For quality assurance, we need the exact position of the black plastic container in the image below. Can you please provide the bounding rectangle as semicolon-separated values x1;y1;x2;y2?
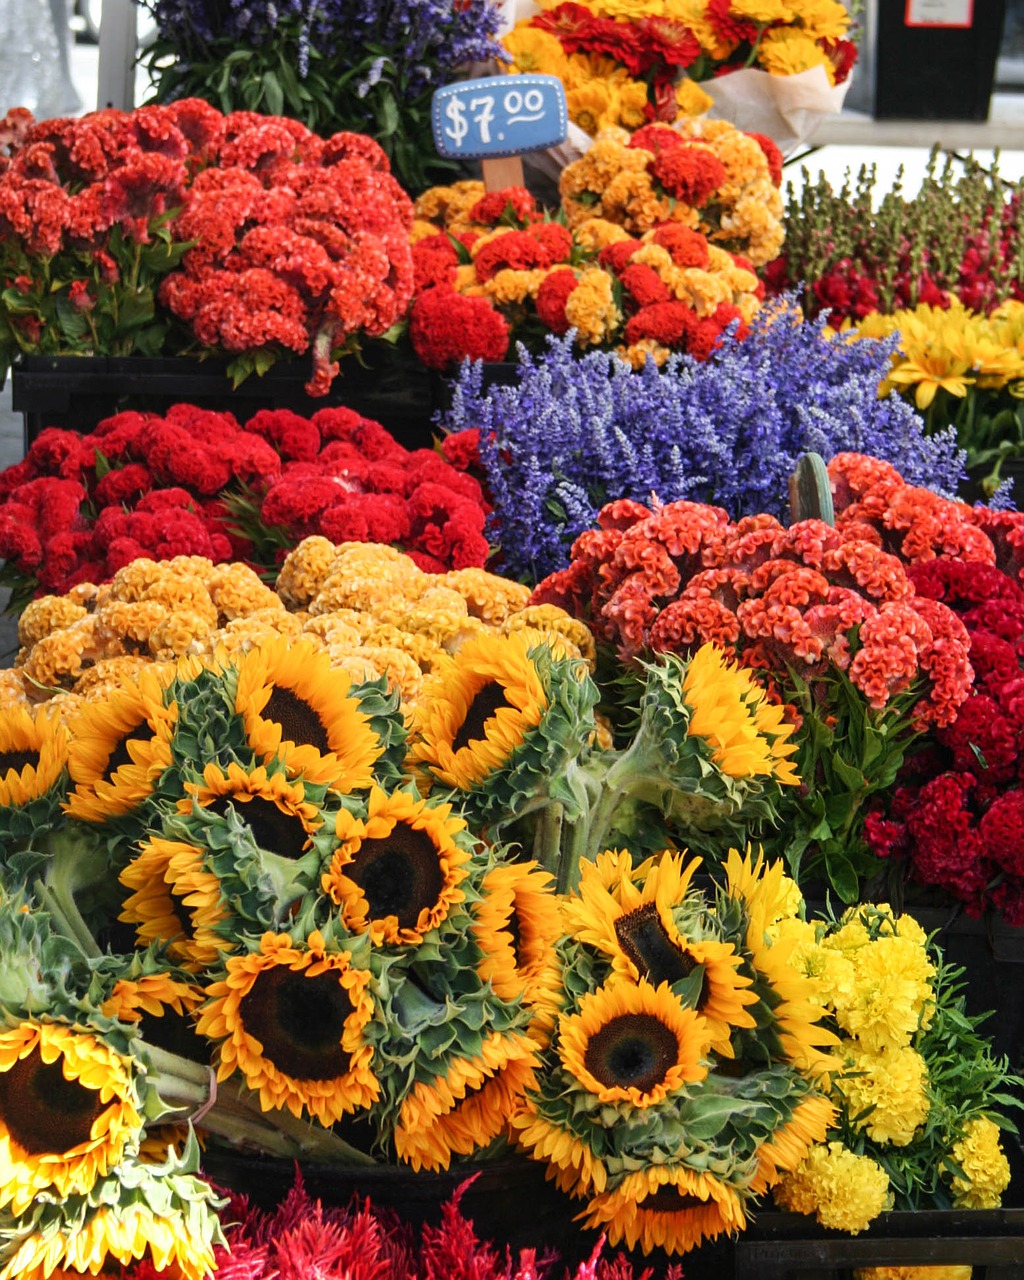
9;348;440;454
874;1;1008;121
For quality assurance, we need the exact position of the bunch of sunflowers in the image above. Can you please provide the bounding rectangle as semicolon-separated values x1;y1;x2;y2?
0;533;1016;1272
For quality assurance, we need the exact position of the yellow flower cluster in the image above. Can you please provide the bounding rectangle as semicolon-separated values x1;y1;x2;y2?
855;1270;971;1280
949;1116;1012;1210
559;121;784;265
774;1140;892;1233
2;542;595;712
502;20;712;138
857;298;1024;411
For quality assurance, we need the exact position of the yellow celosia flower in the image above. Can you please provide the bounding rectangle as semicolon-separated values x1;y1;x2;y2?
564;267;622;346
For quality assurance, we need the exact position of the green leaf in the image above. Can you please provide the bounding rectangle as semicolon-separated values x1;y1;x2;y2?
262;70;284;118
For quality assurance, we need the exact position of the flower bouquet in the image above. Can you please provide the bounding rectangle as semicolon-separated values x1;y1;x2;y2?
0;402;491;609
0;102;414;395
137;0;507;195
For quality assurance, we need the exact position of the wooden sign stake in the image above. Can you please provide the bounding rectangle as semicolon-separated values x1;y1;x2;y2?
482;155;526;192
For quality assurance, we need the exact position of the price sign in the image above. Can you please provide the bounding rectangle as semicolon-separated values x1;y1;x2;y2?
432;75;568;160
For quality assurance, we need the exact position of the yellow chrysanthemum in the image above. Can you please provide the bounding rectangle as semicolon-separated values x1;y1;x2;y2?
0;1201;216;1280
408;631;549;791
565;851;758;1055
0;1021;141;1215
232;635;382;788
394;1030;540;1171
774;1141;891;1233
949;1116;1011;1209
119;838;232;972
683;643;800;784
581;1164;747;1255
0;703;69;808
558;978;711;1105
197;929;378;1125
322;786;470;945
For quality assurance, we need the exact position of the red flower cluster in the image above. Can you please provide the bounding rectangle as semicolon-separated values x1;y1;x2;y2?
865;558;1024;923
0;103;414;393
0;404;489;597
531;487;972;728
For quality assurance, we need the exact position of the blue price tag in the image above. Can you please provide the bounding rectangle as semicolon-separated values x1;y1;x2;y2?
432;75;568;160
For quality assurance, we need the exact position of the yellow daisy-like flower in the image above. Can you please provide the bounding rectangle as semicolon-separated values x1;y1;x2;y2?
0;1201;216;1280
581;1164;747;1255
0;703;69;809
64;664;176;823
558;978;711;1105
758;28;832;80
567;79;618;138
749;1094;837;1194
394;1030;540;1172
232;635;383;789
949;1115;1011;1209
119;838;233;972
725;847;837;1073
472;860;562;1012
796;0;851;41
182;760;323;859
683;643;800;784
565;851;758;1055
407;631;549;791
774;1141;891;1234
503;25;572;79
197;929;378;1125
0;1021;141;1215
322;786;470;945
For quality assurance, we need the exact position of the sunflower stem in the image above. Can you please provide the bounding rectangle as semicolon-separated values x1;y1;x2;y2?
31;872;102;959
533;801;563;875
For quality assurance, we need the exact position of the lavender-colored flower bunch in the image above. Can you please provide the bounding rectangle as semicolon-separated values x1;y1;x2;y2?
441;302;966;584
139;0;504;192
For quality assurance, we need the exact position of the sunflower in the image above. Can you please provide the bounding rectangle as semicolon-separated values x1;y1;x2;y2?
682;644;799;784
394;1029;540;1171
565;851;758;1054
100;972;205;1061
749;1093;837;1194
558;979;711;1106
580;1164;747;1255
512;1095;610;1196
0;1201;217;1280
322;787;471;945
408;632;550;791
232;636;383;789
118;839;232;972
725;847;837;1072
0;1021;141;1215
196;929;379;1126
182;760;323;859
64;665;177;824
0;704;69;813
471;861;562;1010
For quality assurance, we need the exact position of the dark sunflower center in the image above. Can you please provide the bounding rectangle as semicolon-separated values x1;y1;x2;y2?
583;1013;679;1094
0;749;38;775
616;904;706;1006
643;1188;707;1212
104;717;152;781
206;795;309;860
451;680;512;754
263;686;331;755
239;966;353;1082
346;826;445;928
0;1048;105;1154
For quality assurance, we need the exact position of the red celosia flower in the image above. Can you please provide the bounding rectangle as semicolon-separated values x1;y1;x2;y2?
598;239;640;274
412;233;460;293
649;146;726;206
409;289;509;370
619;263;671;308
468;186;539;225
650;224;710;269
627;124;685;157
624;300;697;348
535;269;579;335
745;132;783;186
244;408;321;462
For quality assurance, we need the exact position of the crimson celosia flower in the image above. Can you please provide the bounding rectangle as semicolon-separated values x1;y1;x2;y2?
409;288;509;370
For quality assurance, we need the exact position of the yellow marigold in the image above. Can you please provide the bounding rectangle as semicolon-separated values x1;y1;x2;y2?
833;1042;930;1147
276;536;344;609
618;339;672;369
140;574;218;626
503;25;573;79
758;28;833;80
564;267;621;346
949;1116;1011;1209
559;135;645;204
719;195;786;266
302;614;365;647
359;622;443;670
109;558;172;602
774;1142;891;1233
602;169;674;233
17;597;88;649
0;669;29;709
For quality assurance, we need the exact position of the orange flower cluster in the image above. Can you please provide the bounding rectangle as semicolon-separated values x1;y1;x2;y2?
531;484;973;728
828;453;1024;588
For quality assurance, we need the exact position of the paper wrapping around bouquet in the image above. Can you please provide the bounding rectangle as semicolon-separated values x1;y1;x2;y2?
704;65;852;155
